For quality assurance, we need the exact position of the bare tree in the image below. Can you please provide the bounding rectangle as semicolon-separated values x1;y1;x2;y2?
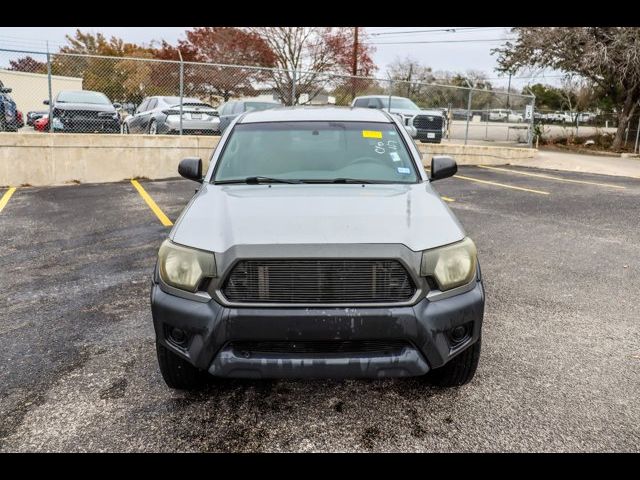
248;27;334;104
494;27;640;149
386;56;435;100
248;27;375;105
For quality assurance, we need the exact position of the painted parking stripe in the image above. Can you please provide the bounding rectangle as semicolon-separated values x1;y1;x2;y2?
455;174;550;195
441;196;455;202
476;165;626;189
0;187;16;213
130;180;173;227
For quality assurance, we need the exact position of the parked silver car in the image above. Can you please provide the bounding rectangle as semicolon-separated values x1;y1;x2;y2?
150;106;485;390
123;96;220;135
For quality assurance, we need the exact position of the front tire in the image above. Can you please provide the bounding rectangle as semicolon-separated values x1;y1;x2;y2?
427;337;481;388
156;343;207;390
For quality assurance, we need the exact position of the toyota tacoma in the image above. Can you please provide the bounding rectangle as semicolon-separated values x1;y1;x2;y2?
151;106;484;389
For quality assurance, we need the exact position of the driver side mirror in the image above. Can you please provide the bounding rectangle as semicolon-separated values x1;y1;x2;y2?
178;157;203;183
430;156;457;181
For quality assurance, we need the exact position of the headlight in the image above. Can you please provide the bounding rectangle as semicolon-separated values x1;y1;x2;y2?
158;239;216;292
420;237;477;291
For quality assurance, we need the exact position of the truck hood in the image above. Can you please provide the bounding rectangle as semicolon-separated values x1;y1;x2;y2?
388;108;443;117
171;183;465;253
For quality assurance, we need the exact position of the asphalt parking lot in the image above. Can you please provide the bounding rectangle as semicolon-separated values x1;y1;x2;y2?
1;165;639;452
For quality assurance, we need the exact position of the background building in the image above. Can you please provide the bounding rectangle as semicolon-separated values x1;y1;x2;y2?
0;69;83;113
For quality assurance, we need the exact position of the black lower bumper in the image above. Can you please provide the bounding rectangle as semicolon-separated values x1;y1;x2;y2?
416;129;442;143
150;281;484;379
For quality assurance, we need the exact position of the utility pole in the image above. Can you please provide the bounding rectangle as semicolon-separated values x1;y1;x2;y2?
351;26;359;101
506;71;512;109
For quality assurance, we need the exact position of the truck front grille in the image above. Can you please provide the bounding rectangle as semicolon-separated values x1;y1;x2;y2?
222;259;416;304
413;114;443;130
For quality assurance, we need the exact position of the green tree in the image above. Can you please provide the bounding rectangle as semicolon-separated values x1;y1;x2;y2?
524;84;565;111
494;27;640;149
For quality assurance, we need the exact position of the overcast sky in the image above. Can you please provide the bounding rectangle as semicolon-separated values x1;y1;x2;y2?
0;27;563;89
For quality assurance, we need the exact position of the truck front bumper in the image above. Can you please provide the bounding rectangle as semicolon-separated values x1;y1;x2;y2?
150;278;485;379
414;129;443;143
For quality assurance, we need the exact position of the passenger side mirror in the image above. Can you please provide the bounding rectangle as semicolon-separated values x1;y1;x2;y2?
43;99;49;105
178;157;203;183
430;156;457;181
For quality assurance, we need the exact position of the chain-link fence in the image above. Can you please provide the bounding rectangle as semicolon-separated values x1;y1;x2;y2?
530;108;640;152
0;47;536;147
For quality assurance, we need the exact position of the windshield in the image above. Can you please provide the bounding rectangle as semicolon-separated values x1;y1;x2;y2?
385;98;420;110
244;102;280;112
57;91;111;105
213;121;419;184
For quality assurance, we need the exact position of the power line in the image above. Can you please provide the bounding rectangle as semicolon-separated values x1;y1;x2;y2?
367;38;516;45
369;27;507;37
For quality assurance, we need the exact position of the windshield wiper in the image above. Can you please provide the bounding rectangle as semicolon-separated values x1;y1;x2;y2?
331;178;374;184
215;176;303;185
294;178;376;184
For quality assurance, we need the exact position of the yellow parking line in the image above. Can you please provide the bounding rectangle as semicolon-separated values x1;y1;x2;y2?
455;175;550;195
0;187;16;213
477;165;626;189
130;179;173;227
441;196;455;202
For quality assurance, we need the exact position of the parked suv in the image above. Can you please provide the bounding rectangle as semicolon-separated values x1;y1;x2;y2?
351;95;444;143
0;82;19;132
151;106;484;390
45;90;121;133
123;96;220;135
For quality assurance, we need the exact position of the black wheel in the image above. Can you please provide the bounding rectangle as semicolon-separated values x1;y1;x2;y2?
0;113;6;132
427;337;481;388
148;119;158;135
156;343;207;390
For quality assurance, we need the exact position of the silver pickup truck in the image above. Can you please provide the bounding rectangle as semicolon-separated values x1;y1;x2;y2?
352;95;444;143
150;106;484;390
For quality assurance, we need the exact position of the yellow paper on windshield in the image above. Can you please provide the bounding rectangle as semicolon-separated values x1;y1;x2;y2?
362;130;382;139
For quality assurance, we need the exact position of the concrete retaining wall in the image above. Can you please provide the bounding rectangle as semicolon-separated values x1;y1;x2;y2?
0;133;218;187
0;133;536;187
417;143;536;165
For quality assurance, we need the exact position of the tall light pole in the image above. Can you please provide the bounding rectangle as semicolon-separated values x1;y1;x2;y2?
506;71;512;109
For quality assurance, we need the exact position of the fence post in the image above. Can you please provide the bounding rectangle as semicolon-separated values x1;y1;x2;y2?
46;42;53;133
178;49;184;136
464;88;473;145
528;97;536;148
634;115;640;153
291;69;296;106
